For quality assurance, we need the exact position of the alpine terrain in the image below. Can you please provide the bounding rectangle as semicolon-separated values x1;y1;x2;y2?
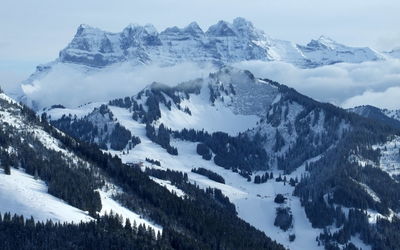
2;18;400;250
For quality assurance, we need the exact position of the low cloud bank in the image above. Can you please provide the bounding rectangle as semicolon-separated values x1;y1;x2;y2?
21;62;216;108
234;59;400;109
20;58;400;110
342;87;400;110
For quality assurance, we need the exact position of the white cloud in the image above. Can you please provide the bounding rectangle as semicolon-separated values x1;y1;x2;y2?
21;62;216;109
234;59;400;109
342;87;400;110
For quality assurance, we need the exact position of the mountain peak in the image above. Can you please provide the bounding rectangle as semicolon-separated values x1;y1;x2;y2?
123;23;158;34
206;20;236;36
78;24;94;30
232;17;253;28
184;21;204;36
317;35;338;45
124;23;141;30
305;35;340;50
143;24;158;34
75;24;103;36
232;17;263;39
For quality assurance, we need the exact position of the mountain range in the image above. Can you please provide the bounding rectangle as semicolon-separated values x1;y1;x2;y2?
57;17;383;69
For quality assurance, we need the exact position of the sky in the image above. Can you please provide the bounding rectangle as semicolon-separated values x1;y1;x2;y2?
1;0;400;108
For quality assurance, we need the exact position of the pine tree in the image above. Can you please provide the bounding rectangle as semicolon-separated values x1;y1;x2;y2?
125;218;132;231
34;168;39;180
4;164;11;175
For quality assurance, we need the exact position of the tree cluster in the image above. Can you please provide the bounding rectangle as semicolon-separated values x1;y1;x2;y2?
191;167;225;184
174;128;269;171
146;123;178;155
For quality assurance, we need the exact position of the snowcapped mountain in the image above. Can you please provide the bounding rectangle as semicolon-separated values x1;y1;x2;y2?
57;18;382;69
58;18;267;68
41;67;400;250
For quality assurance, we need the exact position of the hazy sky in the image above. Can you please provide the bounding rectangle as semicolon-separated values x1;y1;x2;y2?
1;0;400;105
2;1;400;60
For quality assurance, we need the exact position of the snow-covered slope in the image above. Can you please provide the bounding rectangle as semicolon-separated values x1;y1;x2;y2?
382;108;400;122
0;167;92;223
0;93;90;222
372;136;400;178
